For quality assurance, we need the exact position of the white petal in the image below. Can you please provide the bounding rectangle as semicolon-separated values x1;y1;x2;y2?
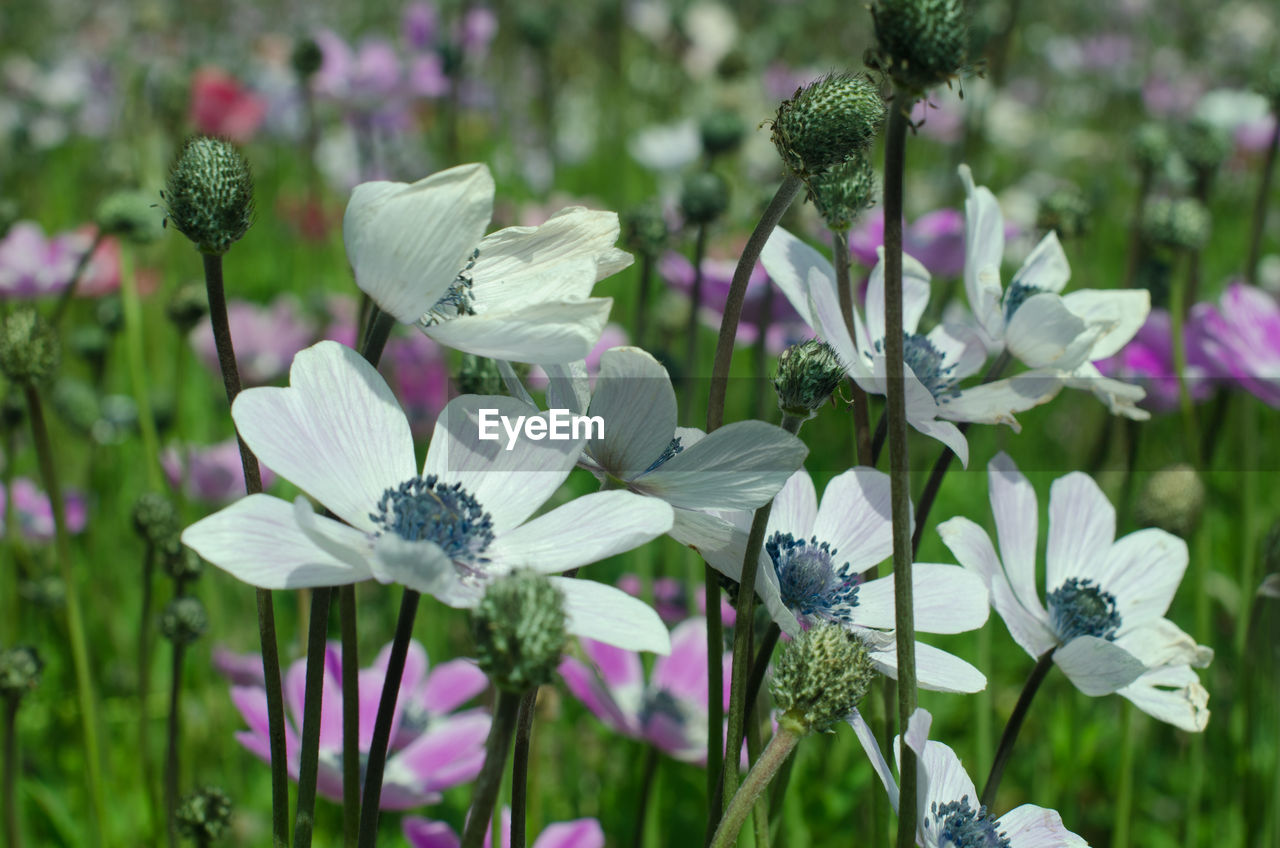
914;740;978;828
485;491;672;573
1061;288;1151;360
926;322;988;381
1052;635;1146;696
182;494;372;589
1099;528;1188;628
938;372;1062;428
863;630;987;693
1045;472;1115;590
1004;293;1091;369
1009;231;1071;294
910;416;971;469
851;565;989;633
997;805;1090;847
587;347;677;479
812;468;894;574
231;340;416;531
1114;618;1212;669
370;534;472;604
1117;664;1210;732
1061;364;1150;420
760;225;830;328
422;296;612;365
636;420;808;510
766;470;818;540
344;164;494;324
422;395;582;534
988;453;1049;626
543;360;590;416
850;710;899;813
865;248;932;343
959;164;1007;341
550;577;672;653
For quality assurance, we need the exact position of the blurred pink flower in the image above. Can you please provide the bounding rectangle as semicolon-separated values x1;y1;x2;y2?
161;439;278;503
527;323;629;390
0;222;119;299
189;297;316;386
849;208;968;278
189;67;267;143
1196;282;1280;407
405;808;603;848
1;478;88;540
383;331;451;436
1097;308;1217;412
615;574;736;628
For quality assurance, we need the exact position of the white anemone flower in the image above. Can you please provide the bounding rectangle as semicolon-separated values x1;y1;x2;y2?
853;708;1090;848
344;162;633;364
937;452;1212;729
959;164;1151;419
761;228;1061;466
697;469;990;694
181;341;674;653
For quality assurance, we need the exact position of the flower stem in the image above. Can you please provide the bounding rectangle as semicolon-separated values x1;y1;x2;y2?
1112;702;1137;848
705;173;803;434
165;632;189;848
120;246;165;490
25;385;105;846
1122;167;1152;290
49;230;104;326
359;306;395;365
751;278;775;421
339;585;360;848
830;228;874;465
882;91;919;848
357;588;422;847
981;649;1055;808
704;563;724;815
630;746;660;848
745;623;781;721
510;689;538;848
745;699;771;848
293;586;334;848
460;690;523;848
684;223;710;419
1246;100;1280;284
634;252;653;349
199;252;289;848
709;724;801;848
4;696;20;848
139;542;160;839
1168;252;1200;463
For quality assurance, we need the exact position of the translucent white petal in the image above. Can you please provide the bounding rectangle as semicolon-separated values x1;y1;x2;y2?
1117;664;1210;732
851;565;989;634
766;470;818;541
997;805;1090;848
1099;528;1188;628
1053;635;1146;696
1009;231;1071;294
1045;472;1116;590
959;164;1007;340
864;248;932;343
850;709;899;813
938;372;1062;428
926;322;988;381
812;468;894;574
863;630;987;694
1004;293;1091;369
1061;288;1151;360
988;453;1048;624
421;297;612;365
587;347;677;479
370;534;473;605
551;577;672;653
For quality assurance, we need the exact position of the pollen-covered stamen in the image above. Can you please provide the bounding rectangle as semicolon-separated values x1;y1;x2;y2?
767;532;862;625
1047;577;1122;642
927;796;1011;848
1002;280;1045;322
370;475;495;566
871;332;959;401
423;248;480;325
641;437;685;475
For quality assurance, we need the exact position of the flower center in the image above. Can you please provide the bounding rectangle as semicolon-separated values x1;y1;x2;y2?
642;437;685;474
423;248;479;325
370;475;495;565
873;332;959;401
767;532;861;625
1002;280;1044;322
928;797;1011;848
1047;577;1121;642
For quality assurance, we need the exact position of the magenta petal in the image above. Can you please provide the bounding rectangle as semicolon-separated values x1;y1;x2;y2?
395;711;492;793
557;657;638;735
421;658;489;715
404;818;462;848
580;638;643;692
649;618;709;705
534;820;606;848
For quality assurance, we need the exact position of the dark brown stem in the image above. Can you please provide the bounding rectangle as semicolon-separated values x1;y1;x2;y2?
981;650;1055;808
510;690;538;848
1246;104;1280;284
340;585;360;848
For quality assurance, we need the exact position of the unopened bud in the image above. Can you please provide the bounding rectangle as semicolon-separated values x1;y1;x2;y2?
809;154;877;232
176;785;233;843
0;308;60;385
869;0;969;95
0;646;43;700
622;203;669;257
134;492;181;546
162;137;254;256
291;38;324;78
771;73;885;180
160;597;209;645
1176;119;1231;180
680;172;730;226
1134;464;1204;538
1142;197;1210;253
472;571;567;692
774;340;846;419
700;109;746;158
96;190;164;245
162;538;205;584
456;354;506;396
167;281;209;334
1036;185;1091;240
771;622;875;734
1133;123;1172;173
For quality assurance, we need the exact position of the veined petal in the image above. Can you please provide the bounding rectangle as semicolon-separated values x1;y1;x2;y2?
865;248;932;344
812;468;894;574
851;565;990;633
988;453;1049;626
344;164;494;324
543;360;590;416
1117;664;1210;732
1046;472;1116;590
766;470;819;541
421;296;612;365
1010;231;1071;294
232;340;416;532
938;372;1062;429
959;164;1007;341
912;416;970;468
182;494;372;589
861;630;987;693
1061;288;1151;360
370;534;471;604
1115;618;1212;669
550;577;671;654
1061;363;1150;420
1053;635;1146;696
1004;293;1091;369
760;225;830;328
997;805;1090;848
1100;528;1188;628
926;322;988;381
850;709;899;813
587;347;677;479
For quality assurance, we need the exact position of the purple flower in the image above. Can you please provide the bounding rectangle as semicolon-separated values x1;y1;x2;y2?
211;646;266;688
459;7;498;56
383;331;451;436
404;807;604;848
1196;282;1280;407
161;439;278;503
1097;309;1217;412
1;478;88;540
402;2;439;51
189;297;317;386
848;208;969;279
226;639;490;809
0;222;120;299
559;617;729;764
615;574;736;628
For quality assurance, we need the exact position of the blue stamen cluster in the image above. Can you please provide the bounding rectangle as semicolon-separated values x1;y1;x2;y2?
1002;280;1044;322
370;475;494;564
1047;577;1121;642
767;532;861;624
928;797;1011;848
642;437;685;475
902;332;960;401
423;248;480;325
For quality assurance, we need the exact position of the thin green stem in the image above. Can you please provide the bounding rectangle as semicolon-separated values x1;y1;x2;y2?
1122;168;1152;290
359;306;395;365
4;697;19;848
165;636;188;848
460;690;523;848
634;252;653;348
704;564;724;816
981;650;1055;808
357;588;422;847
883;92;918;848
120;247;165;490
1235;400;1259;656
684;223;710;419
340;585;360;848
746;712;770;848
1168;252;1200;463
709;724;802;848
705;173;803;433
1246;101;1280;284
139;542;160;839
630;746;660;848
293;586;335;848
50;231;104;326
830;228;873;466
510;690;538;848
744;624;781;722
25;385;105;846
1113;702;1137;848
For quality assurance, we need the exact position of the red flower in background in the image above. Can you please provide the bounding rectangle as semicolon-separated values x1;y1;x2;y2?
189;67;266;143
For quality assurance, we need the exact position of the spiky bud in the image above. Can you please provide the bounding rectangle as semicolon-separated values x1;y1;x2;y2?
622;203;669;257
96;190;164;246
0;307;60;386
456;354;506;396
162;538;205;584
0;646;43;700
166;281;209;334
1036;185;1091;240
771;623;875;734
133;492;181;546
771;74;885;180
291;38;324;78
176;785;233;843
870;0;969;95
1133;123;1172;173
472;571;568;692
162;137;254;256
160;597;208;645
700;109;746;158
774;340;846;419
1134;464;1204;539
1142;197;1210;253
809;154;878;232
1176;119;1232;180
680;171;730;225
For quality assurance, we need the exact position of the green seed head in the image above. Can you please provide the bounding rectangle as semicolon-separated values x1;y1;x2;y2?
622;203;669;257
162;538;205;584
1036;185;1091;240
700;109;747;158
166;281;210;334
1142;196;1210;253
472;570;568;692
771;73;885;180
771;623;875;734
96;190;165;246
680;171;730;226
1176;119;1232;178
160;597;209;646
291;37;324;78
456;354;506;396
162;137;254;255
176;786;233;843
133;492;181;546
1133;122;1172;173
0;307;61;386
1134;463;1205;539
773;340;847;419
870;0;969;95
809;154;878;232
0;646;43;700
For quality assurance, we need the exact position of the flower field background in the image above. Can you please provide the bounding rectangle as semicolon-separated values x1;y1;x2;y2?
0;1;1278;847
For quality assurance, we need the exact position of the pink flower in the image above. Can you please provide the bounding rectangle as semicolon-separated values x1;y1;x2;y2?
383;331;451;436
189;67;267;143
0;222;119;299
1;478;88;540
189;297;317;386
404;808;603;848
615;574;736;628
161;439;278;503
848;208;970;279
225;640;490;809
1097;309;1217;412
1195;282;1280;407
